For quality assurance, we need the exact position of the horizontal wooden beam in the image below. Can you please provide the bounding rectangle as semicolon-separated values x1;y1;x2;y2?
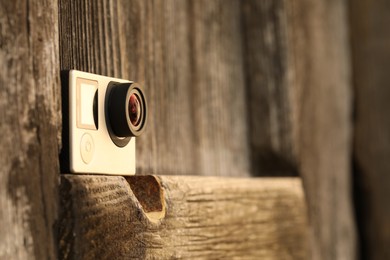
59;175;308;259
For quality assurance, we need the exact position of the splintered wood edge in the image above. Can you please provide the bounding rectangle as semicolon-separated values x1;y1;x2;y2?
59;175;308;259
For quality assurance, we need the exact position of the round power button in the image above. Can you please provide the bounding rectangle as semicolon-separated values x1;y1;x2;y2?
80;133;94;164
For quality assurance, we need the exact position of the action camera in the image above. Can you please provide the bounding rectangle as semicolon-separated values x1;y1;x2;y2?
60;70;147;175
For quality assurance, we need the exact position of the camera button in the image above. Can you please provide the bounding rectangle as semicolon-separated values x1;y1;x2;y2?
80;133;94;164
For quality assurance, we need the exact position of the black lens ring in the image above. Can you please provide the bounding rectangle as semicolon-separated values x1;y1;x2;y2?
125;83;147;137
105;82;147;147
105;82;131;147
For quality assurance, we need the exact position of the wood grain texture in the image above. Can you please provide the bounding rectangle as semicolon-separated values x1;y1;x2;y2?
349;0;390;259
287;0;356;259
241;0;297;176
59;175;308;259
59;0;250;177
0;0;60;259
58;1;357;258
241;1;357;258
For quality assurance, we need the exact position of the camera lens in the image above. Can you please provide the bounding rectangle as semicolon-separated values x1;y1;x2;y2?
129;93;141;126
105;82;147;146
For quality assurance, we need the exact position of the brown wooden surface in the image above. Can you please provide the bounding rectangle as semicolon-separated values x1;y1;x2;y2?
59;0;250;177
0;0;60;259
242;0;357;258
59;175;308;259
0;0;372;259
288;1;357;258
350;0;390;259
241;0;297;177
59;0;357;259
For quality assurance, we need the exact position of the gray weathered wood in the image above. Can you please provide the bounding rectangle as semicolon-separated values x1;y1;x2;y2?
349;0;390;259
241;0;356;258
287;1;356;259
59;175;308;259
0;0;60;259
59;0;250;177
241;0;297;176
58;1;357;258
0;0;364;259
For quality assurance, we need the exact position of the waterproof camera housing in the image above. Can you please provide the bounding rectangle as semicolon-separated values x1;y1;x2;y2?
61;70;147;175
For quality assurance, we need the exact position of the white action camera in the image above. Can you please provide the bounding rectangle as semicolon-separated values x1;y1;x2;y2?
60;70;147;175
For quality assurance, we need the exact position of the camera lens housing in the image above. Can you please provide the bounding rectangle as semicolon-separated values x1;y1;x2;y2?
106;82;147;147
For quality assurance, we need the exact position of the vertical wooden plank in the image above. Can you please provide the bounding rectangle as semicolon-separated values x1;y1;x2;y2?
59;0;250;176
350;0;390;259
241;0;297;176
241;1;356;257
59;0;123;77
190;0;249;176
288;0;356;259
0;0;60;259
131;0;198;175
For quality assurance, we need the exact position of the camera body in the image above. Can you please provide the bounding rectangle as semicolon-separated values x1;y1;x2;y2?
61;70;147;175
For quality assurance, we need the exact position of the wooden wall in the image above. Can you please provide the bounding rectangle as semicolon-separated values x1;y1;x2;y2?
243;1;357;255
1;0;389;259
57;1;354;258
59;0;251;177
0;0;60;259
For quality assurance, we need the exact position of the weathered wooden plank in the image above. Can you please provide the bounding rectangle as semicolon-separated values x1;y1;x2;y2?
59;0;250;177
241;0;297;176
241;0;357;258
0;0;60;259
349;0;390;259
59;175;308;259
58;1;357;258
287;1;356;259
